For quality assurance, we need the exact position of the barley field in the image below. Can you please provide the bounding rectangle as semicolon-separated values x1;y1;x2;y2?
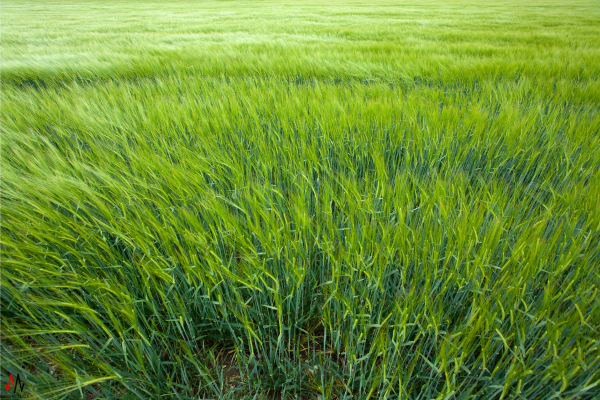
1;1;600;399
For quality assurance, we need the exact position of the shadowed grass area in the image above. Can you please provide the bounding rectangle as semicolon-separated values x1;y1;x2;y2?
1;1;600;399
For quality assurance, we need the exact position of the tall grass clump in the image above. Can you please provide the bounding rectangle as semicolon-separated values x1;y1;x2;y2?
2;0;600;399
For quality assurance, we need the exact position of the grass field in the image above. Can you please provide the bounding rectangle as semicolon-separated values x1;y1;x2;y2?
2;1;600;399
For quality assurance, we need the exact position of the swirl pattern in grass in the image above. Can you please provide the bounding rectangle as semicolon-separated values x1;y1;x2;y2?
1;1;599;399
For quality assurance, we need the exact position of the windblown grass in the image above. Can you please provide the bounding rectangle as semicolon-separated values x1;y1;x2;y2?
2;1;600;399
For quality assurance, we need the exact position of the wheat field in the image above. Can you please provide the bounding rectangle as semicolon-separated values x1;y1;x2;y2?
1;1;600;399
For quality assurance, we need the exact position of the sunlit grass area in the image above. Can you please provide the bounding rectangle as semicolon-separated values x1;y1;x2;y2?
2;1;600;399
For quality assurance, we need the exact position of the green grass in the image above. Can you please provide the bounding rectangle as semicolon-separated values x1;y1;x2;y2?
1;1;600;399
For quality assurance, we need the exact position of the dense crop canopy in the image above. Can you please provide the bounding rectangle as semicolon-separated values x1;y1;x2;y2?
1;1;600;399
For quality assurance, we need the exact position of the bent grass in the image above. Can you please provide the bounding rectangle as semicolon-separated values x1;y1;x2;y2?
1;1;600;399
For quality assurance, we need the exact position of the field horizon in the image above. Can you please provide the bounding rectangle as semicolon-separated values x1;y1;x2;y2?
2;1;600;399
